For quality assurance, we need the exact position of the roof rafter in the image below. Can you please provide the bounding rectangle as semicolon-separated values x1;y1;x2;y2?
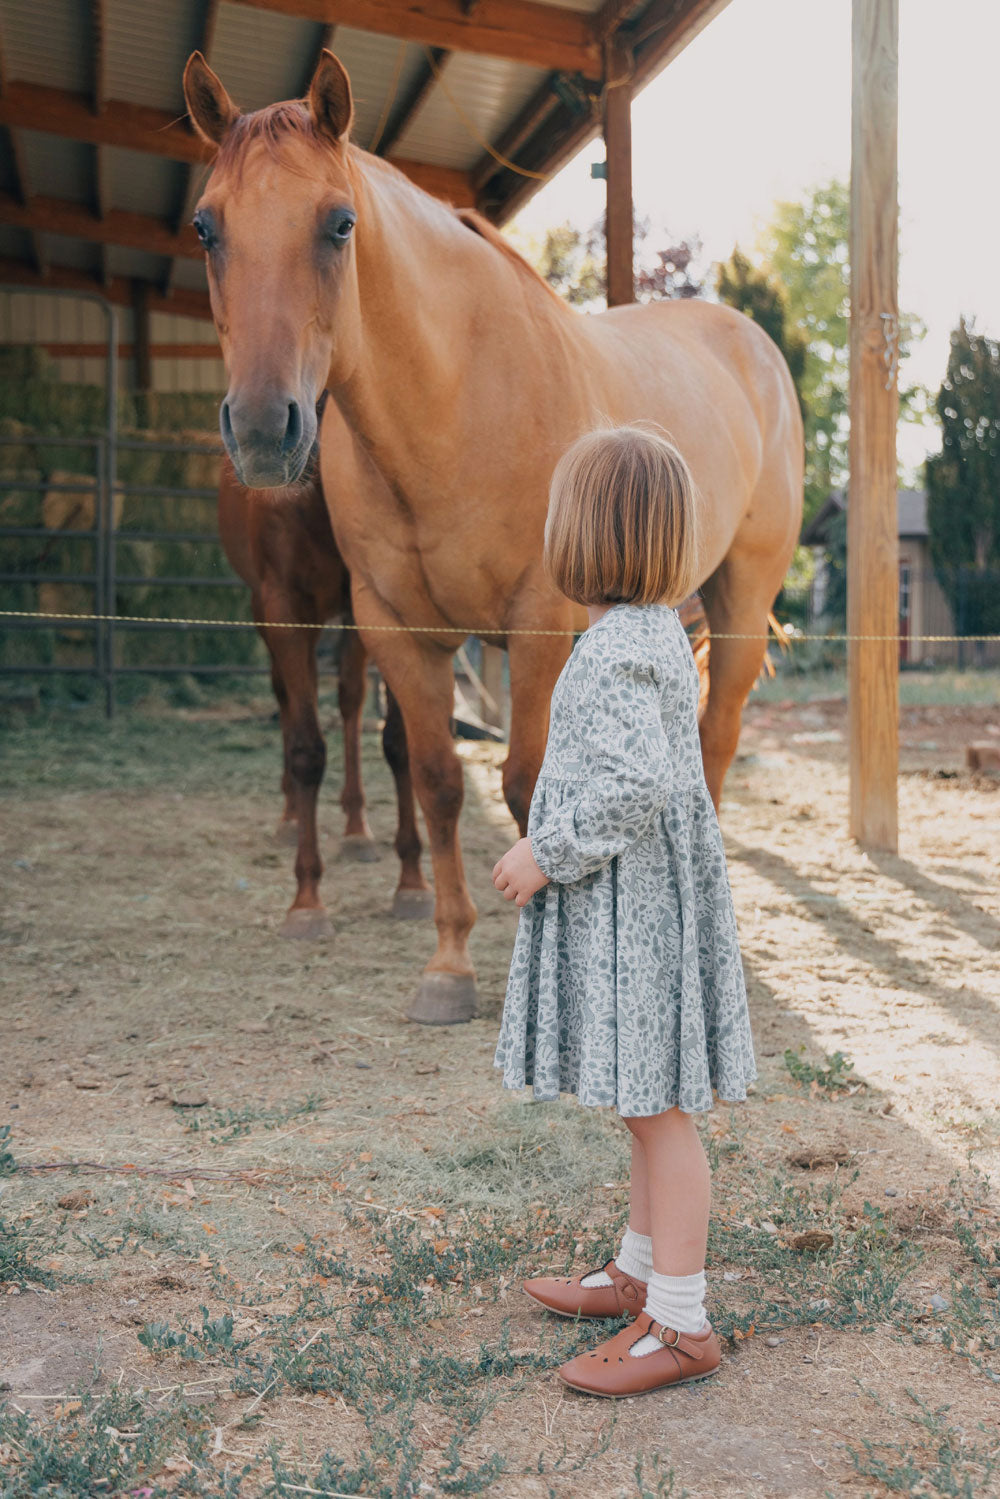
0;27;45;275
230;0;599;76
0;257;213;320
374;46;450;159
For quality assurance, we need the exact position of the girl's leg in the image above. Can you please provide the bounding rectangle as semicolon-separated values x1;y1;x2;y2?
623;1108;710;1340
623;1108;709;1273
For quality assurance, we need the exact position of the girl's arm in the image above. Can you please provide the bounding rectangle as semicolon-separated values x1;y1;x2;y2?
529;655;672;885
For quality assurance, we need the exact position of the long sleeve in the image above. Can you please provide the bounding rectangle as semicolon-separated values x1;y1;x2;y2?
529;655;672;885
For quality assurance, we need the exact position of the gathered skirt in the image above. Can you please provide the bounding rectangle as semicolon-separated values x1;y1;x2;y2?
494;780;757;1117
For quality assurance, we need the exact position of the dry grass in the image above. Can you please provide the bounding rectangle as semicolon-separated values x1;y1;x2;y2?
1;686;998;1497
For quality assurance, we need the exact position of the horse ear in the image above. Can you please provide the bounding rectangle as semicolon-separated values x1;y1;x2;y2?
183;52;240;146
308;51;353;143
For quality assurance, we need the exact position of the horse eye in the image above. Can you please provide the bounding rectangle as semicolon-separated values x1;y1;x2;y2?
325;210;356;247
193;212;216;250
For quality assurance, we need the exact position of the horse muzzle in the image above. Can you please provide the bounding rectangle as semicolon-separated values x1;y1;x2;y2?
220;392;317;489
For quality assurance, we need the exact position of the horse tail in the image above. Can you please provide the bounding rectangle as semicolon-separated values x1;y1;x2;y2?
680;596;790;711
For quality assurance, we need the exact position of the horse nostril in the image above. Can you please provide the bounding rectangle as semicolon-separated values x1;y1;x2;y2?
282;400;303;455
220;399;235;447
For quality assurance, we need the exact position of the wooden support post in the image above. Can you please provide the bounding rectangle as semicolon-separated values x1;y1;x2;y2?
131;278;152;395
848;0;899;851
602;40;633;308
480;644;507;734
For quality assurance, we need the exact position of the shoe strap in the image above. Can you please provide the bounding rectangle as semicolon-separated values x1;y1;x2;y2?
634;1312;709;1360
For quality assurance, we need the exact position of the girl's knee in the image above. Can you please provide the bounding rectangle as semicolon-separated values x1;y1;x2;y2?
622;1106;689;1141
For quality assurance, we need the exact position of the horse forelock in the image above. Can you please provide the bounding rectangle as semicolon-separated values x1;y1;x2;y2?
215;101;340;182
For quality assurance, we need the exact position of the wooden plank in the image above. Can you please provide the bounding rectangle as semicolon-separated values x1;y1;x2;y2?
602;40;633;307
0;192;202;259
231;0;599;75
0;257;213;320
375;47;450;157
131;278;152;390
0;83;210;164
847;0;898;851
389;156;474;203
29;340;222;359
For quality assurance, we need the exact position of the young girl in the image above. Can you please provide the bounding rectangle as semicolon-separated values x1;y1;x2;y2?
492;424;755;1398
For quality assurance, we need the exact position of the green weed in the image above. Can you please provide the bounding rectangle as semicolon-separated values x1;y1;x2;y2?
782;1046;858;1094
846;1387;999;1498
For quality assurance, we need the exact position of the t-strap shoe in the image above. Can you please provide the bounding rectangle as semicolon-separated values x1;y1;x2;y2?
522;1260;647;1320
557;1312;721;1396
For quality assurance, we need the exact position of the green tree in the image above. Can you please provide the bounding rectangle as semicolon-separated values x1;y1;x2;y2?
716;246;807;405
525;218;702;308
925;319;1000;639
757;180;852;520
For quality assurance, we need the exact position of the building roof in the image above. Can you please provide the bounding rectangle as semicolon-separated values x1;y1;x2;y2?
0;0;729;324
802;488;929;546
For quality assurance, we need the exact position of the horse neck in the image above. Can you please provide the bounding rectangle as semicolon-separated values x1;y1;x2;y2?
331;156;582;483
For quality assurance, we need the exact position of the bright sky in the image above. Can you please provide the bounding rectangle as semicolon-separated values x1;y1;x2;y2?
512;0;1000;470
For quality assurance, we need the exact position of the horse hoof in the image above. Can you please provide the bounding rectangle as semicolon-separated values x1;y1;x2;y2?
392;887;434;921
340;834;380;863
273;820;299;848
279;907;333;941
406;972;477;1025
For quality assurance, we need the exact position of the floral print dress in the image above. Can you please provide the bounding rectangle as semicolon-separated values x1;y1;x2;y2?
494;602;756;1117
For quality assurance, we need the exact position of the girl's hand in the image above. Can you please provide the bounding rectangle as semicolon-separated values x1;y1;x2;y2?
492;837;550;907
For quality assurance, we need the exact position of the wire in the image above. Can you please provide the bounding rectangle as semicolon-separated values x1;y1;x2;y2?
367;41;409;155
422;47;552;181
1;609;998;644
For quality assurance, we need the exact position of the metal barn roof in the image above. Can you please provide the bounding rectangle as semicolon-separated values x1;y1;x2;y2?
0;0;728;326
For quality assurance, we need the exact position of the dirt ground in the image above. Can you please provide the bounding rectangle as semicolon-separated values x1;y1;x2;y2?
1;678;998;1498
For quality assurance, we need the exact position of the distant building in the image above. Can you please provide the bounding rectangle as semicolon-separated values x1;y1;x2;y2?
802;489;965;666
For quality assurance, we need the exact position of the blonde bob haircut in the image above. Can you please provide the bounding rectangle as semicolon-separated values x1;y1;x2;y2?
544;423;699;608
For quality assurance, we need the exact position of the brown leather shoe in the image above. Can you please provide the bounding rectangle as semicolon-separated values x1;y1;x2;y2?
557;1313;721;1397
522;1260;646;1321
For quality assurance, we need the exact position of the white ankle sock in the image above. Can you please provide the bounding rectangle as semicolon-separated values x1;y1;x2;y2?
631;1270;707;1357
580;1226;653;1288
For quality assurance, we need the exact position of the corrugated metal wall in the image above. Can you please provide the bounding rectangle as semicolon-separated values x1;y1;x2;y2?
0;289;226;393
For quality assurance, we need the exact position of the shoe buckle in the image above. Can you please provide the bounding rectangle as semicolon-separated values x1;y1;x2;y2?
656;1324;682;1347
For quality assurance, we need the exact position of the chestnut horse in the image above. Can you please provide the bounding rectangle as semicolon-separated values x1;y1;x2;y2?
183;50;803;1024
217;454;430;936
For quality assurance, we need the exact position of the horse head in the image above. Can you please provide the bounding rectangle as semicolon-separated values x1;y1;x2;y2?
184;51;362;488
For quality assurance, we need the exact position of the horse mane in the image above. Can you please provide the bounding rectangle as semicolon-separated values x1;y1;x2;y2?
212;108;567;312
451;208;567;308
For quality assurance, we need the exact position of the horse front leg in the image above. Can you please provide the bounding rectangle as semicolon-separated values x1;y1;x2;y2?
502;629;572;833
336;627;378;862
256;597;332;940
382;686;433;920
359;610;476;1023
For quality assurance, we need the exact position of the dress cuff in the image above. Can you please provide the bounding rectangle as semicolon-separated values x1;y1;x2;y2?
528;830;561;883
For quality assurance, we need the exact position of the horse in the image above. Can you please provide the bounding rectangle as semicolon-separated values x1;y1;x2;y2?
182;49;804;1024
217;452;431;937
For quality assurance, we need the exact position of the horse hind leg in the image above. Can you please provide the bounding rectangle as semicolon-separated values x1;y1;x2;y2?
382;687;433;920
336;627;379;862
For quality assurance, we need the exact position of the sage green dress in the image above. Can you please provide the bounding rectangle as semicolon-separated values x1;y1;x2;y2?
494;602;756;1116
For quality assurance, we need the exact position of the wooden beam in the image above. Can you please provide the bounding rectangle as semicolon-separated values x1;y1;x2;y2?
386;157;474;203
0;86;474;208
627;0;732;88
602;40;633;306
0;257;213;320
375;47;450;158
0;82;209;164
131;278;152;390
0;192;202;259
230;0;600;76
29;340;223;359
847;0;899;851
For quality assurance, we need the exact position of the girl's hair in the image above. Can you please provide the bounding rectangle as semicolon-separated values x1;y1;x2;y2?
545;423;699;607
